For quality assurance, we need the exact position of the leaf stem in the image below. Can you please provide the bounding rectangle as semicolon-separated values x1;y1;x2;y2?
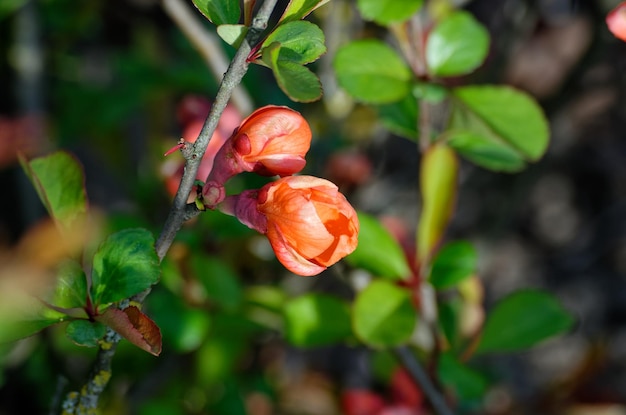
393;346;456;415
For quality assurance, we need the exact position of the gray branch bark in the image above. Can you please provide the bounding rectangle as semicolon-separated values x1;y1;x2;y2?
60;1;278;412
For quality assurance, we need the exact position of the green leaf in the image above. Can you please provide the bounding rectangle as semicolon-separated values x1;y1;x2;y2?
413;82;448;103
262;21;326;64
90;228;160;307
246;285;287;313
147;288;210;353
66;320;106;348
244;285;286;330
334;39;411;104
345;212;411;280
0;287;66;343
452;85;549;161
0;316;65;344
430;241;477;290
217;24;248;48
438;352;489;401
438;299;461;349
352;280;416;348
357;0;423;25
20;151;87;231
477;290;575;354
192;0;240;25
263;42;322;102
279;0;331;24
447;131;526;172
426;11;490;77
0;0;27;20
283;294;352;347
191;255;242;312
417;144;458;263
53;260;88;309
377;93;419;140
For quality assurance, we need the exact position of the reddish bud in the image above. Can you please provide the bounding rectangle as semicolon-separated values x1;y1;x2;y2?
341;390;386;415
235;105;311;176
390;369;423;408
176;95;211;126
206;106;312;188
163;102;242;199
607;2;626;41
325;151;372;190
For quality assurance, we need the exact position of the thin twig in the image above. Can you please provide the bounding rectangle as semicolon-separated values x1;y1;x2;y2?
60;1;278;413
393;346;456;415
154;0;276;261
161;0;253;116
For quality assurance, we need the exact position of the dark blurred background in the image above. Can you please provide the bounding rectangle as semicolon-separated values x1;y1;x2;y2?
1;0;626;414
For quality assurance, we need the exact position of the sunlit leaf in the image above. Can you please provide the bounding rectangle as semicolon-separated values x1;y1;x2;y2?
262;21;326;64
279;0;331;24
447;131;526;172
334;39;411;104
477;290;575;354
356;0;423;25
20;151;87;231
426;11;489;77
430;241;477;289
284;294;351;347
346;212;411;280
353;280;416;348
452;85;549;161
90;228;160;307
417;144;458;263
217;24;248;48
263;42;322;102
53;260;88;309
192;0;240;25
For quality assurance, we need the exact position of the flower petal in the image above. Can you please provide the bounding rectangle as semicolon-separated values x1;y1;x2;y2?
266;222;327;276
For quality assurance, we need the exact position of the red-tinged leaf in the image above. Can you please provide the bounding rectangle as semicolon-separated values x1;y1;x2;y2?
97;306;162;356
341;389;385;415
417;144;458;263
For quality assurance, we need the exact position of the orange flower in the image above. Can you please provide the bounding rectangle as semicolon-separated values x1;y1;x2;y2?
256;176;359;276
233;105;311;176
203;105;312;207
607;2;626;42
208;105;311;182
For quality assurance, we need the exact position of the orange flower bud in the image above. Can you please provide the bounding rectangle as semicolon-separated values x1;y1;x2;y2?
233;105;312;176
607;2;626;42
207;105;312;187
256;176;359;276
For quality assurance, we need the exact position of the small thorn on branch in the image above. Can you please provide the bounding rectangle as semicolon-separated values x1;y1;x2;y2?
164;139;186;156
